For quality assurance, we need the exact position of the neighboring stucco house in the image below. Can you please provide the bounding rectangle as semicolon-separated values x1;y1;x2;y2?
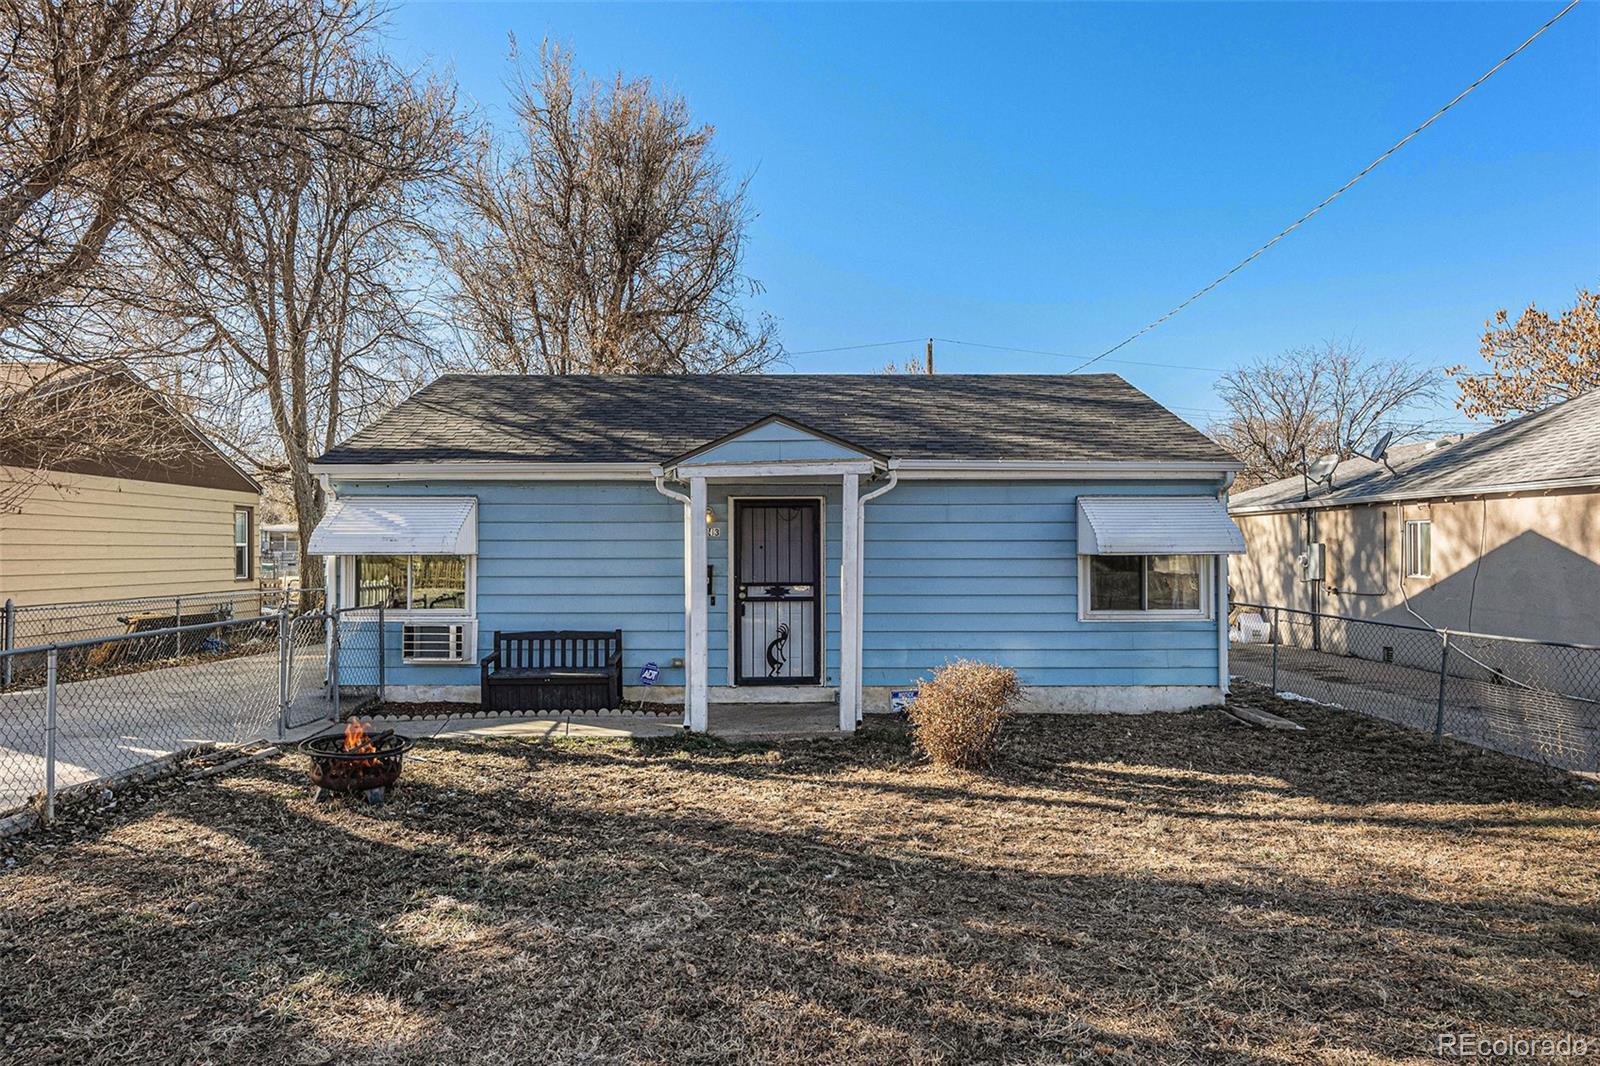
0;365;263;609
1229;388;1600;645
308;374;1246;731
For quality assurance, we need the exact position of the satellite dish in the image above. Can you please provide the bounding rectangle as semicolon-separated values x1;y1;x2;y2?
1307;454;1339;482
1365;430;1394;463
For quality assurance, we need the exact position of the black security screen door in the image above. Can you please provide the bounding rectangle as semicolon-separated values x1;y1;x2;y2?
734;500;821;685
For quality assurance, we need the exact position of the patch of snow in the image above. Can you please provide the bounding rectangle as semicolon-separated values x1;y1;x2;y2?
1276;690;1346;710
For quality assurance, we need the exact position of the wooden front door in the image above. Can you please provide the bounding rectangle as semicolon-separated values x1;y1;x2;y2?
734;500;821;685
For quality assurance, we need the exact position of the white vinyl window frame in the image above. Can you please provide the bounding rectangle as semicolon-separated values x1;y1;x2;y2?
340;554;477;622
233;507;253;581
1404;519;1432;579
1077;553;1215;622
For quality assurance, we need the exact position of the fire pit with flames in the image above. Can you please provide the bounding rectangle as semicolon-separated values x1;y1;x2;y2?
299;718;413;805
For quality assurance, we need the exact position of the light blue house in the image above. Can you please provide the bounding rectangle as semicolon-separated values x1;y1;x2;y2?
308;374;1246;731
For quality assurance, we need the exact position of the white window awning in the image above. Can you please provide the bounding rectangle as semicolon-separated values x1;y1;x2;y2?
1077;495;1245;555
307;496;477;556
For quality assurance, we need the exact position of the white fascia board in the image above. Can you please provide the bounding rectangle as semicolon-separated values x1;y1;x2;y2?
313;457;1243;483
310;461;657;481
891;459;1241;480
666;459;878;480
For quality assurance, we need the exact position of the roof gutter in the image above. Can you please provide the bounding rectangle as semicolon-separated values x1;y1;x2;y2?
311;461;658;481
878;459;1242;480
313;457;1242;483
1230;473;1600;515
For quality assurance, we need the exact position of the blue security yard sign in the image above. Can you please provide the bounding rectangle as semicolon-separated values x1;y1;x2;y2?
890;690;918;715
639;661;661;686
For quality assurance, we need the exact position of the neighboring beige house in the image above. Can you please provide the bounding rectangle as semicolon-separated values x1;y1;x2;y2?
0;365;263;609
1228;388;1600;646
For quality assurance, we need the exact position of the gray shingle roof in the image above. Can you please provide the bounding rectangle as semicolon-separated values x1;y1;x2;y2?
316;374;1237;467
1229;388;1600;513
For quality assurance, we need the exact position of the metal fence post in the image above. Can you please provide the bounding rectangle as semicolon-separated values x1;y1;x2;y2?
44;647;57;822
376;604;386;703
174;595;183;660
331;610;341;721
278;606;292;739
1270;606;1280;693
1433;631;1451;744
3;598;13;688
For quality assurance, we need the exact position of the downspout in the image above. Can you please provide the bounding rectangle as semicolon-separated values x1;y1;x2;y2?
652;472;693;722
853;465;900;720
652;473;690;507
1217;472;1235;698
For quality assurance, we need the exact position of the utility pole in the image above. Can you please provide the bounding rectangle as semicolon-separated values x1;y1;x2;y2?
925;338;934;375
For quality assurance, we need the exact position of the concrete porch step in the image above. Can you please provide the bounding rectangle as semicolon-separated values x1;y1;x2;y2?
707;686;839;705
706;702;842;738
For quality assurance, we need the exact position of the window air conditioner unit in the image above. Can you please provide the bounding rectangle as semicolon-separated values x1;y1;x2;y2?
402;621;471;663
1297;543;1325;583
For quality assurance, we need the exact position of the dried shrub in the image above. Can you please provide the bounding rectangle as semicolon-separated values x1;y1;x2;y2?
905;660;1024;771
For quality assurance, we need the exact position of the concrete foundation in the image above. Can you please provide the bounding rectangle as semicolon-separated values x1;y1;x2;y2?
382;683;1221;715
380;684;687;705
863;684;1223;715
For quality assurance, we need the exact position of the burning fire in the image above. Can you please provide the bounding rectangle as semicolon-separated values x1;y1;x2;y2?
343;717;377;754
336;718;386;772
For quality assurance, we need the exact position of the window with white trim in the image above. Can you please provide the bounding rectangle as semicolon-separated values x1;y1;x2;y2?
1404;520;1432;579
353;555;470;612
1081;554;1210;618
233;507;252;580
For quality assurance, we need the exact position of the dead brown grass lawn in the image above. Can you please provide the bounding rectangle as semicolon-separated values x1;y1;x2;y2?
2;693;1597;1065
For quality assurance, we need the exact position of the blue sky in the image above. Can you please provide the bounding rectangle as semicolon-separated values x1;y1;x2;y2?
384;2;1599;430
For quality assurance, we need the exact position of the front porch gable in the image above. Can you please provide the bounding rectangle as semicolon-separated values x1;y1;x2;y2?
655;415;890;735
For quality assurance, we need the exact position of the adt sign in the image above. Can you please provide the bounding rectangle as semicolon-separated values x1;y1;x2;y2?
638;661;661;686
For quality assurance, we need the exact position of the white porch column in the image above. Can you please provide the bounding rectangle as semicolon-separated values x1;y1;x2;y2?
855;500;867;724
1217;552;1230;697
686;476;710;731
839;472;860;732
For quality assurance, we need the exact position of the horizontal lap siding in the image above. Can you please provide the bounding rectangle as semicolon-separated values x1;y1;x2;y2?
0;465;259;605
861;480;1221;689
334;476;1224;693
684;422;868;466
334;481;684;689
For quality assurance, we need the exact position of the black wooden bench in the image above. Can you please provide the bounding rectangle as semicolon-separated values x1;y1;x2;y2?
480;630;623;712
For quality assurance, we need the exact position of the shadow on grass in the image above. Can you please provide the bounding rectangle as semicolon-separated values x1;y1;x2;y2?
5;710;1597;1065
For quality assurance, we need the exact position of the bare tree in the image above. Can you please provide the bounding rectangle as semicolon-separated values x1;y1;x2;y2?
129;8;458;584
0;0;358;345
0;363;194;513
1212;340;1442;487
1449;287;1600;422
441;42;780;375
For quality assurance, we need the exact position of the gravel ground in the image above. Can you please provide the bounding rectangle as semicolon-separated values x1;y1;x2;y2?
2;692;1596;1065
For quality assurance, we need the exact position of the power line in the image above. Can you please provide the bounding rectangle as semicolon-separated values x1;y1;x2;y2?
784;337;923;356
1067;0;1583;374
931;337;1224;372
788;332;1225;371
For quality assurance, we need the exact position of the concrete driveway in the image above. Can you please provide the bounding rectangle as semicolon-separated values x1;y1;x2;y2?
0;642;334;814
1230;641;1599;772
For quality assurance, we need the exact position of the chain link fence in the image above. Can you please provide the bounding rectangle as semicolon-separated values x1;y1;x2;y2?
0;604;385;825
329;606;385;721
1230;602;1600;773
1;587;326;689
